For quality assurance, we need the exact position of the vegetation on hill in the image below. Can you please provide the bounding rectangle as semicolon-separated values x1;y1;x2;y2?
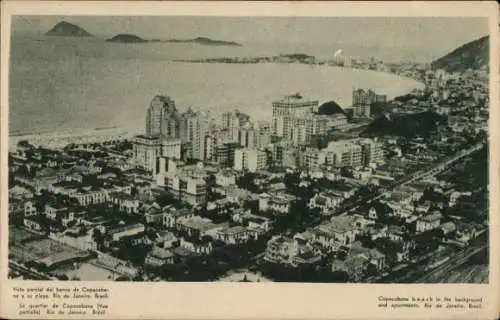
317;101;345;115
362;111;447;138
431;36;489;72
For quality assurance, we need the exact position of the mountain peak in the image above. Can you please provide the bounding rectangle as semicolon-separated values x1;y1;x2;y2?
46;21;93;37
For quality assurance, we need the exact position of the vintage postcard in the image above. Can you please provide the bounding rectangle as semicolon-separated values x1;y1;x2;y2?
1;1;499;319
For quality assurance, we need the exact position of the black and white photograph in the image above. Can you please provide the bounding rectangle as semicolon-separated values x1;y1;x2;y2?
6;14;491;285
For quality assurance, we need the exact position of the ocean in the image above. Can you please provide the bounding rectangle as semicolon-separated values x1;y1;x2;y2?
9;36;424;137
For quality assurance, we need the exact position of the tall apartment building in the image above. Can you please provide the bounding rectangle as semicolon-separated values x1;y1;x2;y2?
353;104;371;118
360;138;384;166
180;109;211;161
272;93;319;138
239;122;257;149
145;95;182;139
161;138;182;160
132;135;163;172
352;89;387;106
221;110;249;142
325;140;363;167
165;174;207;207
216;142;239;168
238;120;272;150
234;148;267;172
291;114;330;145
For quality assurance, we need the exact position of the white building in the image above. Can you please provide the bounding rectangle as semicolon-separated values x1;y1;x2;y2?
234;148;267;172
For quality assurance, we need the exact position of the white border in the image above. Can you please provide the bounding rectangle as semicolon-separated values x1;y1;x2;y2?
1;2;499;320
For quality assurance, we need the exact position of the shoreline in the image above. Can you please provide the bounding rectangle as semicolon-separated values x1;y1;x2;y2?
9;126;142;151
172;57;426;84
9;63;423;151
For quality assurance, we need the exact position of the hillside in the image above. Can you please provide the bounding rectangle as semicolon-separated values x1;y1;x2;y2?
363;111;447;138
317;101;345;115
106;34;147;43
431;36;489;72
46;21;93;37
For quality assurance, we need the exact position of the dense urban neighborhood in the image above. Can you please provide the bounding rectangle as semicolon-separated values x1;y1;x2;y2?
8;59;489;283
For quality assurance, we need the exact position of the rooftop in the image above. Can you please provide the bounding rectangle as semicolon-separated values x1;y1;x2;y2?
317;216;359;234
219;226;247;235
148;247;174;260
421;213;443;222
108;223;145;235
177;216;215;231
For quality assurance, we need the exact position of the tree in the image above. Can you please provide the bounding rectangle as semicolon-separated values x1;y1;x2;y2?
365;262;379;278
92;228;105;251
330;270;350;283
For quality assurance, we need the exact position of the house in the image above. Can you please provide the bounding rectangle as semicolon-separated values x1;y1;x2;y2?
156;231;179;249
24;200;37;216
119;233;152;247
448;191;472;207
259;192;295;214
367;207;378;220
243;214;272;233
455;222;479;244
216;226;256;245
109;192;140;214
266;182;287;193
292;249;322;266
175;216;223;238
15;167;60;192
50;228;97;251
312;215;363;249
349;242;386;271
387;225;406;241
308;191;343;214
363;224;387;240
9;185;34;200
23;215;46;232
107;223;145;242
145;246;175;267
72;187;109;206
142;202;164;224
264;235;298;265
396;186;424;202
45;203;69;220
162;208;193;228
416;213;442;233
215;169;236;187
224;186;254;203
135;182;152;198
415;203;431;214
179;238;213;255
440;221;456;235
293;230;316;245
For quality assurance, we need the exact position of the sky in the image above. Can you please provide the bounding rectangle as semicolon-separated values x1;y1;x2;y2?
11;16;489;58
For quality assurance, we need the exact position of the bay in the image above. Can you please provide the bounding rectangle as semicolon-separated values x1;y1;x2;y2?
9;36;424;136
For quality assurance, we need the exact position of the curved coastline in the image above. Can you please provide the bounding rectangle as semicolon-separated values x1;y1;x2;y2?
9;63;423;150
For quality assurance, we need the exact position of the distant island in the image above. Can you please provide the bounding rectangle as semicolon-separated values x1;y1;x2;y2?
45;21;93;37
106;34;148;43
161;37;242;47
106;34;242;46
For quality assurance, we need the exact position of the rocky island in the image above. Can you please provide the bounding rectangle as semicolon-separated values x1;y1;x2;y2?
105;34;148;43
45;21;94;37
161;37;242;47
